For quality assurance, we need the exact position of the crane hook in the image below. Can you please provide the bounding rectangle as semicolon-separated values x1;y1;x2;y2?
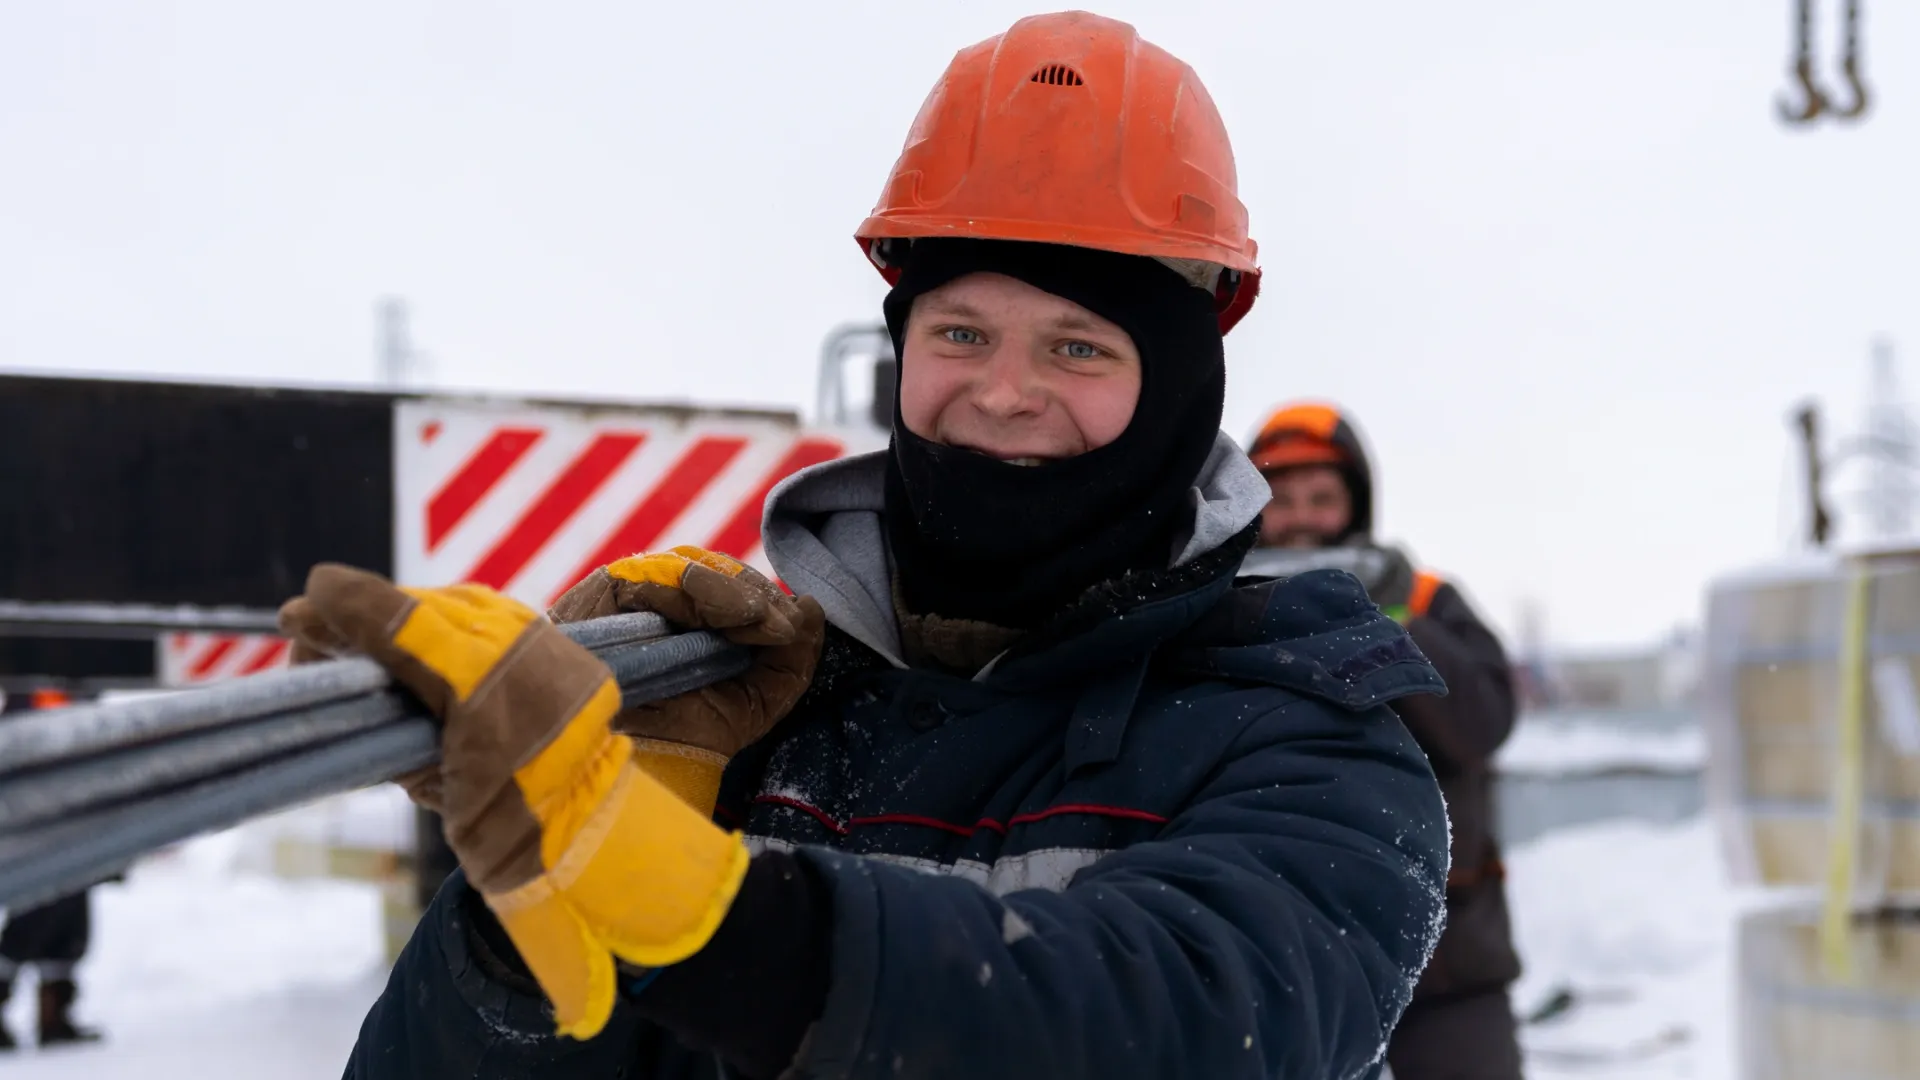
1777;57;1829;125
1829;55;1870;119
1829;0;1871;120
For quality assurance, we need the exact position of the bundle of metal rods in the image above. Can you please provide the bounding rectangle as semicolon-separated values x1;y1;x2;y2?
0;612;750;911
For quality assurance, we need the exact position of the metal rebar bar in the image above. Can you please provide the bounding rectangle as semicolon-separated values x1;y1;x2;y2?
562;611;673;651
0;721;441;911
0;657;393;775
0;689;413;835
600;630;753;706
0;625;751;834
0;611;688;776
0;599;283;639
0;612;753;909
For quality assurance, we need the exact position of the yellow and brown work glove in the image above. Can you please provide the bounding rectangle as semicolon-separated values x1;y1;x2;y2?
281;597;450;813
548;546;826;815
277;565;750;1040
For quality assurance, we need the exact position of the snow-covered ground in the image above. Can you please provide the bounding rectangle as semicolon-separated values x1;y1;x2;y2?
1498;721;1707;777
1507;817;1758;1080
4;810;1749;1078
2;828;389;1079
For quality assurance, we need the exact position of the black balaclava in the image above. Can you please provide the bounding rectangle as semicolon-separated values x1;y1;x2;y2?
881;238;1226;628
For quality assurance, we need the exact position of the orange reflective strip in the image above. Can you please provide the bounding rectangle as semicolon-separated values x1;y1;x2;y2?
1408;571;1444;619
29;689;72;709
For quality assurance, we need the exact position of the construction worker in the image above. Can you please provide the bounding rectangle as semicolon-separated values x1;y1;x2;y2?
1245;404;1523;1080
284;13;1451;1078
0;892;102;1052
0;688;105;1052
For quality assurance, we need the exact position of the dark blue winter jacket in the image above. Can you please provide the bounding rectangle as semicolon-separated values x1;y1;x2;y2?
343;440;1450;1079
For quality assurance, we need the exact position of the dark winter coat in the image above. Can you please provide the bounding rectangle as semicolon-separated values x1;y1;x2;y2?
1244;407;1522;1005
1387;579;1520;1002
343;439;1452;1080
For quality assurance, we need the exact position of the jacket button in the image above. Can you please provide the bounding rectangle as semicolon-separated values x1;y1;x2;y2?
906;700;945;732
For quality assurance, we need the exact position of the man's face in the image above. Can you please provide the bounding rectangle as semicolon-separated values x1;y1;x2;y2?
1259;465;1353;548
898;272;1142;463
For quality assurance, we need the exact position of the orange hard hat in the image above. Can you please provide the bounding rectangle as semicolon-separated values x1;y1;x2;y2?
1248;402;1353;472
857;11;1261;333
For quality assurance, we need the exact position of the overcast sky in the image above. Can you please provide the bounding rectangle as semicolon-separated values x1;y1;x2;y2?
3;2;1915;649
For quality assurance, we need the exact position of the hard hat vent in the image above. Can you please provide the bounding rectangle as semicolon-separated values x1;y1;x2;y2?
1029;64;1085;87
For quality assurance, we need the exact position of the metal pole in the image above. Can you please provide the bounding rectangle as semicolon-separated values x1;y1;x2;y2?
0;627;752;836
379;297;412;386
0;689;412;834
0;599;281;640
0;612;680;773
0;722;441;912
1794;402;1834;546
0;612;750;910
1863;339;1912;540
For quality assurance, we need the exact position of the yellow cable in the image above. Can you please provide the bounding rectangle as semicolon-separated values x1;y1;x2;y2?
1819;565;1871;981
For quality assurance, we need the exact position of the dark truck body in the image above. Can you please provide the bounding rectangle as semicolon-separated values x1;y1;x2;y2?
0;365;886;911
0;371;872;693
1;374;395;689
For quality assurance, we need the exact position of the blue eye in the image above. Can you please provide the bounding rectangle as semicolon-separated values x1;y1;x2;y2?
944;328;983;345
1063;341;1101;360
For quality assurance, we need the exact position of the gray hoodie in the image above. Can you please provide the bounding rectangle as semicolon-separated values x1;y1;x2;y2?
759;431;1272;671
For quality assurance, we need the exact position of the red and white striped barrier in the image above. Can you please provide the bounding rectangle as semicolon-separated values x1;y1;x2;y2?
395;402;881;610
159;632;291;687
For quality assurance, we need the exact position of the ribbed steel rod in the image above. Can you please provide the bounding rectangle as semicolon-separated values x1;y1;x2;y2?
0;722;441;911
0;690;413;835
0;612;751;910
0;611;683;775
0;599;282;639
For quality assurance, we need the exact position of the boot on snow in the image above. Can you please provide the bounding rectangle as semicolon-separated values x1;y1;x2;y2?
36;979;101;1047
0;980;16;1051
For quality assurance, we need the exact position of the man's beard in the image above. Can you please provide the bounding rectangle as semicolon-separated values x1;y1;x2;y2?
1270;528;1339;549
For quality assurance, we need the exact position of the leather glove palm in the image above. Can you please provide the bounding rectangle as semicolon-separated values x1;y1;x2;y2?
549;546;825;813
278;565;749;1040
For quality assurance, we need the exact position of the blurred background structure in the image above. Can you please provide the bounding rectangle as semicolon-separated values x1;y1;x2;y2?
2;2;1917;1077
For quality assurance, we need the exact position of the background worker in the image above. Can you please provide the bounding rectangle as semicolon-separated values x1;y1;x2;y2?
1245;402;1524;1080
